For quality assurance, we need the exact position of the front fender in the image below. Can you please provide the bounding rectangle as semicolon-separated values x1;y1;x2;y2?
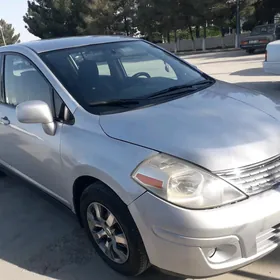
60;110;157;209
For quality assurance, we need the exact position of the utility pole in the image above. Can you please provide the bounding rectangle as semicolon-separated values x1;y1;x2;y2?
235;0;240;48
0;26;6;46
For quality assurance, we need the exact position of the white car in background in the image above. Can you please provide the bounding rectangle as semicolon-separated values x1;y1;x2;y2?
263;40;280;74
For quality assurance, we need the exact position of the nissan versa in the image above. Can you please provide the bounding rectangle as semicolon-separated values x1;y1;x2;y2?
0;37;279;278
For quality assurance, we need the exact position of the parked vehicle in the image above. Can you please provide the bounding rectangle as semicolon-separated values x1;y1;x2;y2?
263;40;280;74
240;24;280;53
1;36;280;278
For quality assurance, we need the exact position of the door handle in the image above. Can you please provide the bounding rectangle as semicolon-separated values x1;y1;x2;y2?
0;116;10;125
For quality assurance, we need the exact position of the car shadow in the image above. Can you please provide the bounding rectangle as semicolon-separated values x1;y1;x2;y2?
0;175;184;280
230;67;277;77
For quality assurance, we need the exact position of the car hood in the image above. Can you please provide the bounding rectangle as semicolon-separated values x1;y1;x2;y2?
99;81;280;171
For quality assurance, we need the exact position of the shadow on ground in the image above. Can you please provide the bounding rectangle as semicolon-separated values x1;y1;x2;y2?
0;176;183;280
231;67;277;77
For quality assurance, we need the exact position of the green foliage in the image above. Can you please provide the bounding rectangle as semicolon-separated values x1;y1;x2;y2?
85;0;138;35
23;0;88;39
112;0;137;35
84;0;115;35
0;19;20;46
241;0;280;27
23;0;280;41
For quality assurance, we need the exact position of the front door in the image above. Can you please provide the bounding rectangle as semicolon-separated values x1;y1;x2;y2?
0;53;66;202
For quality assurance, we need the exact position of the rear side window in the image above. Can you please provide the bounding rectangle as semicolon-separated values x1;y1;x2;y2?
251;25;275;35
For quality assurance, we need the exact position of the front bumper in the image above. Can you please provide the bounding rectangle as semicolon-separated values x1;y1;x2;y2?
129;188;280;278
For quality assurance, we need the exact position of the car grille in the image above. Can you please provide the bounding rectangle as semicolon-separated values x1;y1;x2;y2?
216;154;280;195
256;224;280;253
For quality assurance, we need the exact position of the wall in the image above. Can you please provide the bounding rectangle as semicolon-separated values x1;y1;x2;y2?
158;33;250;52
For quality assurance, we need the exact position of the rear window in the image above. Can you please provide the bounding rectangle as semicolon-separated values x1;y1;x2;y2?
251;25;275;35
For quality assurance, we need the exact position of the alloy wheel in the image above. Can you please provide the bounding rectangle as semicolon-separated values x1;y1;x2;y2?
86;202;129;264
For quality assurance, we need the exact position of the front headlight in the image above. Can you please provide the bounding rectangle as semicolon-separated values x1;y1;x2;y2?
132;154;247;209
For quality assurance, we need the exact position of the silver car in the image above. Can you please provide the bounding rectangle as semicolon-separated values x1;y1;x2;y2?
0;36;280;278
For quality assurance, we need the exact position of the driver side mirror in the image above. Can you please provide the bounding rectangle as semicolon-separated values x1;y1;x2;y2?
16;100;57;136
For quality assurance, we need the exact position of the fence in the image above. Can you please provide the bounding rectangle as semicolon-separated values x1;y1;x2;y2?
158;33;250;52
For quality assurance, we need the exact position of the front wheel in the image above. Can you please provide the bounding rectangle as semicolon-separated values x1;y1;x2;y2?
80;182;150;276
0;169;7;177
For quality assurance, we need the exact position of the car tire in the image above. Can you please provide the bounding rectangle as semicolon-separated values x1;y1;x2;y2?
80;182;150;276
0;169;7;177
246;49;255;54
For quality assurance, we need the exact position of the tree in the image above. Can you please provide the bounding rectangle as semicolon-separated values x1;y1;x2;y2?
136;0;158;41
242;0;280;30
85;0;115;35
191;0;220;51
23;0;89;39
0;19;20;46
211;1;236;47
23;0;280;47
112;0;137;35
136;0;174;42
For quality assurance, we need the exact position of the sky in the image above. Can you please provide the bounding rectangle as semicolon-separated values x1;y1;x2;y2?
0;0;38;42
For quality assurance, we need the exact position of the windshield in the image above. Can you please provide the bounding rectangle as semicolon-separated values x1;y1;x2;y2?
41;40;208;114
251;25;275;35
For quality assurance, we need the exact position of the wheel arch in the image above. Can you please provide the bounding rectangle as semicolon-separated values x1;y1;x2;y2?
72;165;145;227
72;174;126;227
73;175;98;226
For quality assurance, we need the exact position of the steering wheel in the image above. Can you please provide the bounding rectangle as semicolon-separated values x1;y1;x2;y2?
132;72;151;79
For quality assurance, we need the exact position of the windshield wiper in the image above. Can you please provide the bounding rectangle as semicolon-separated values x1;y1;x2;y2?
88;80;214;107
89;99;141;107
148;79;214;99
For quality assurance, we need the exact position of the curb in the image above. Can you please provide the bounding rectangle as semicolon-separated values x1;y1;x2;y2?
175;48;241;56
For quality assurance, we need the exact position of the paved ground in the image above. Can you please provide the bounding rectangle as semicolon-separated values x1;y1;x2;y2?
184;50;280;104
1;50;280;280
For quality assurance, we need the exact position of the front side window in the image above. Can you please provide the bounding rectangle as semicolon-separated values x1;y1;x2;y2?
41;40;209;114
4;55;53;109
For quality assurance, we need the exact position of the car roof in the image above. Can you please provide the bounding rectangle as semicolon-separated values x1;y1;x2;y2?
5;36;139;54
